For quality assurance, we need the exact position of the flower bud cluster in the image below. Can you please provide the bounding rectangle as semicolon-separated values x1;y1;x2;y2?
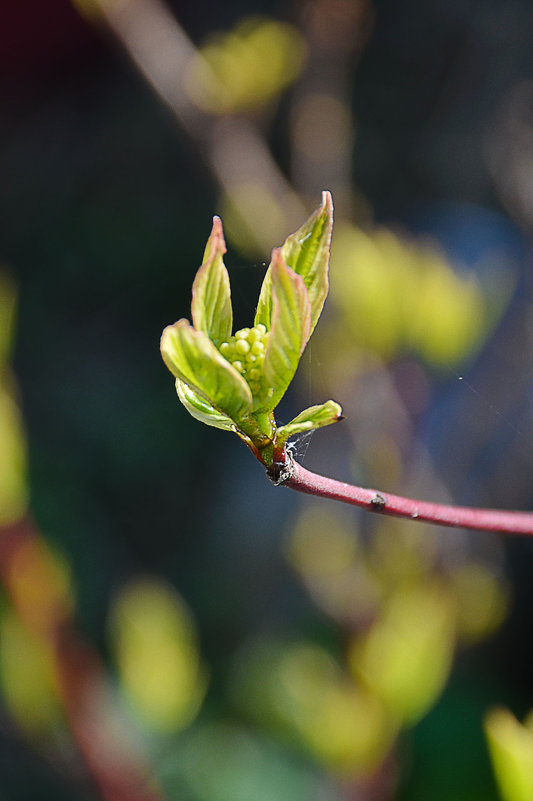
219;324;269;396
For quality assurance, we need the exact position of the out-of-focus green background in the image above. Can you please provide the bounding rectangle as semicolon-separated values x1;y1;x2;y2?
2;1;533;800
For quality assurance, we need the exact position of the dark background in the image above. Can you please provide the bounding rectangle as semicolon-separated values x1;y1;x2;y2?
2;1;533;799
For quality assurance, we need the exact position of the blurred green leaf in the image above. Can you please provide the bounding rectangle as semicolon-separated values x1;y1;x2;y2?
0;385;28;526
159;722;317;801
0;273;16;367
185;16;307;115
329;223;510;367
192;216;233;346
231;639;395;775
349;582;456;724
0;609;62;736
110;578;207;733
485;707;533;801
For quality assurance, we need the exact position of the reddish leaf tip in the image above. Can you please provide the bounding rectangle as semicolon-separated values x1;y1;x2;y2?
270;246;283;268
206;216;227;261
321;190;333;210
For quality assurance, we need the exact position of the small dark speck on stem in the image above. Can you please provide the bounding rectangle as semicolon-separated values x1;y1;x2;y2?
371;493;386;511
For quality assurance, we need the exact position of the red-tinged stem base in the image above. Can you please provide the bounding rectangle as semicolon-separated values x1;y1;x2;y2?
268;452;533;535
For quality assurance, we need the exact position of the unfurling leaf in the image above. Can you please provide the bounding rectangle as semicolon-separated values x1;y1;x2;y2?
176;379;235;431
161;320;252;422
276;400;343;446
262;250;312;410
255;191;333;335
191;217;233;345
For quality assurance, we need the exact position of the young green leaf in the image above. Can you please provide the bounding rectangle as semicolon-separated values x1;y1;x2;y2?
176;379;235;431
262;249;312;410
255;191;333;334
281;190;333;333
161;319;252;421
485;708;533;801
191;216;233;345
276;400;343;446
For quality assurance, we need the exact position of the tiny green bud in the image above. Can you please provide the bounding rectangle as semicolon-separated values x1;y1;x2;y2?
233;360;244;372
220;342;231;356
251;341;264;355
256;324;267;336
235;339;250;355
235;328;250;339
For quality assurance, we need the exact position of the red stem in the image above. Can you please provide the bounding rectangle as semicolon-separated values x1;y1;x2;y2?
271;454;533;535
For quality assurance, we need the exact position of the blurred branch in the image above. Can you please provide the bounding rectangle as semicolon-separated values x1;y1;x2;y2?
486;80;533;232
86;0;307;252
290;0;373;216
271;452;533;535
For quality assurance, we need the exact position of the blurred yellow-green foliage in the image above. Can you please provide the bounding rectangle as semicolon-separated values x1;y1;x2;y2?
110;577;207;733
0;608;63;737
486;708;533;801
0;276;27;525
327;223;509;370
349;579;456;724
284;502;509;783
186;16;307;115
232;637;395;775
0;384;27;525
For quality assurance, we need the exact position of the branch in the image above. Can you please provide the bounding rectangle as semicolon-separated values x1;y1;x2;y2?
269;452;533;535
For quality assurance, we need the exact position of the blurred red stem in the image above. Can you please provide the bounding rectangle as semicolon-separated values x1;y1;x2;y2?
271;453;533;535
